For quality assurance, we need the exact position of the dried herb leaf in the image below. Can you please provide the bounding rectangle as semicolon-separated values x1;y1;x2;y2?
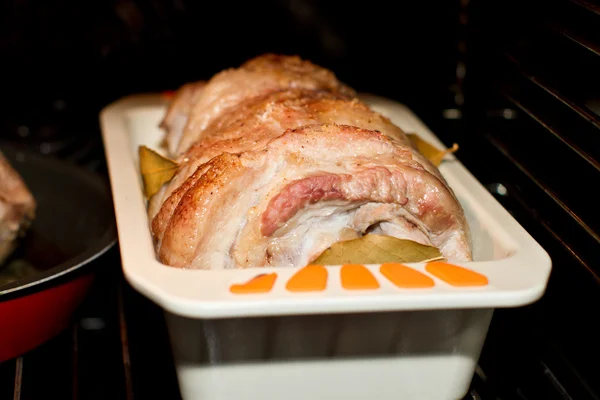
312;234;443;265
407;133;459;167
138;146;179;198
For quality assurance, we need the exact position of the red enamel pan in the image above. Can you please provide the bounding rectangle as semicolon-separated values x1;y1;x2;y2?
0;142;117;362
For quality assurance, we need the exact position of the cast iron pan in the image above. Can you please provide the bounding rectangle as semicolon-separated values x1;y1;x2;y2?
0;142;117;361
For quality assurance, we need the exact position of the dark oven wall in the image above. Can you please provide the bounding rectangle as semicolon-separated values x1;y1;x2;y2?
463;1;600;399
0;0;461;162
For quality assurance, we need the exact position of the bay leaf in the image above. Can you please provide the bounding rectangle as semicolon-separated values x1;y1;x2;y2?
407;133;459;167
138;145;179;198
311;234;443;265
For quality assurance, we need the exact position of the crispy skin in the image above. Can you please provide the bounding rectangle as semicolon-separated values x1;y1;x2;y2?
152;124;471;269
151;54;472;269
185;88;410;163
167;54;356;156
148;88;413;222
160;81;206;155
156;153;247;267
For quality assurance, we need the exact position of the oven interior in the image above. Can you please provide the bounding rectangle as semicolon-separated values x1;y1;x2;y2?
0;0;598;399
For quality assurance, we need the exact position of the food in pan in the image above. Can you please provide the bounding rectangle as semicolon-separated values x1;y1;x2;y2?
0;150;36;265
141;54;469;269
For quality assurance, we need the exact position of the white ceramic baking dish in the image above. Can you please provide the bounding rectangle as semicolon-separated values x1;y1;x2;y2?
100;93;552;400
